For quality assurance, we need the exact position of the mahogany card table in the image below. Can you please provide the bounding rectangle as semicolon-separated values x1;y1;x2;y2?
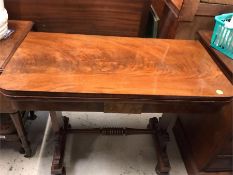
0;32;232;175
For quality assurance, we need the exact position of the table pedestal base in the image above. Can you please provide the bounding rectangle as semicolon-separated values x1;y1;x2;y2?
50;116;171;175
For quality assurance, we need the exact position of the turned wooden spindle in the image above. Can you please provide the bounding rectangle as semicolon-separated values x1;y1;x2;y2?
67;127;155;135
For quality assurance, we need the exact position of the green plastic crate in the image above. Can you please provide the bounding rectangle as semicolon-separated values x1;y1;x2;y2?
211;13;233;59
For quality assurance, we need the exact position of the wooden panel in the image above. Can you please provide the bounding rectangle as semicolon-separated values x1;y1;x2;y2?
174;101;233;171
152;0;183;12
158;4;179;38
206;156;232;171
196;3;233;16
0;32;232;100
104;103;143;113
220;140;232;155
179;0;200;21
5;0;150;37
151;0;166;18
0;93;15;113
201;0;233;5
176;16;215;39
4;96;224;113
174;118;233;175
0;20;33;72
151;0;180;38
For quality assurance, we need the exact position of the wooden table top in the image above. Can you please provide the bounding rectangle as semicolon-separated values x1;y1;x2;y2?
0;32;232;101
0;20;33;73
198;30;233;84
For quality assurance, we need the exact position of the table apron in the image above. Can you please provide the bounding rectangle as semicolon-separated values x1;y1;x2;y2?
8;99;227;114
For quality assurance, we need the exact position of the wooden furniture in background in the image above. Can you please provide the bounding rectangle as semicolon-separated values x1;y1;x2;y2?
198;30;233;84
172;30;233;175
174;102;232;175
0;20;33;157
152;0;233;39
0;32;232;175
4;0;233;39
4;0;151;37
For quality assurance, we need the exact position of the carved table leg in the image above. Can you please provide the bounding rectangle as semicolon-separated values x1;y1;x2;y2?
10;112;32;157
50;111;68;175
148;114;171;175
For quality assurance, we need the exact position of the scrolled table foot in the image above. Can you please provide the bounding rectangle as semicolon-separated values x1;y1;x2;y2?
24;147;32;158
156;167;170;175
51;166;66;175
148;116;171;175
155;157;170;175
51;115;69;175
19;147;25;154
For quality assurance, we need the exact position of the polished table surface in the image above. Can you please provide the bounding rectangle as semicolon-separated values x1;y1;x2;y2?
0;32;232;102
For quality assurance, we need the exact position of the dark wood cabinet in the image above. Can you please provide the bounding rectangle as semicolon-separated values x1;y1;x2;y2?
5;0;151;37
174;83;232;175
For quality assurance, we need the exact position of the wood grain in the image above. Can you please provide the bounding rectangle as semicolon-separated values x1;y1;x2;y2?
0;32;232;100
198;31;233;84
175;16;215;39
0;20;32;113
0;20;33;73
201;0;233;5
151;0;166;18
174;101;233;173
0;93;14;113
176;103;232;170
158;4;179;39
174;115;233;175
5;0;150;37
179;0;200;21
151;0;180;39
196;2;233;16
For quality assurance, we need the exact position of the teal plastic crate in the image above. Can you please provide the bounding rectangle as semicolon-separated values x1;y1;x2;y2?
211;13;233;59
